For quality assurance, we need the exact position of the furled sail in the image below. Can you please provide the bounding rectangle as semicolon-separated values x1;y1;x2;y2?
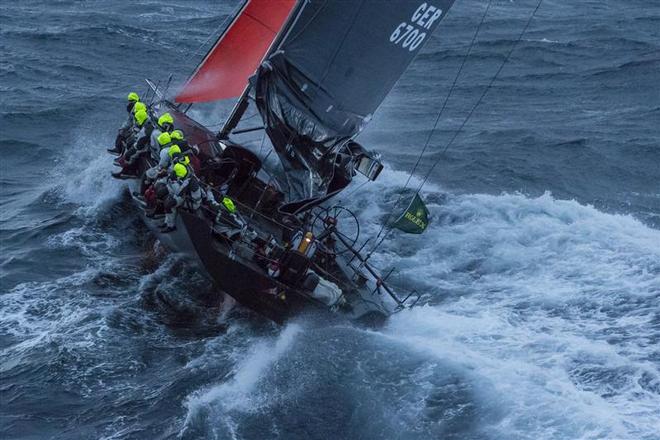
255;0;455;211
175;0;296;103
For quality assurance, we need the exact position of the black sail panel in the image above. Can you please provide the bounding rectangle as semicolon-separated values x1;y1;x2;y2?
255;0;455;212
282;0;455;131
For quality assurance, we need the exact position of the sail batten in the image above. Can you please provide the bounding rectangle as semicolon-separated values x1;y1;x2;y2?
175;0;296;104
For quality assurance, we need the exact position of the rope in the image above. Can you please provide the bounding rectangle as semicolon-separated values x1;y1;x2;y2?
199;180;297;233
197;191;345;286
370;0;544;255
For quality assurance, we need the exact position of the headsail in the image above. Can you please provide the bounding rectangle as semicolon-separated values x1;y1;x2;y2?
175;0;296;103
255;0;455;211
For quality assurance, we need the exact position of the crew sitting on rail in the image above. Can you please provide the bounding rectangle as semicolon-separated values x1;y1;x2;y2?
149;112;174;158
169;132;199;168
142;131;174;183
108;92;142;155
170;129;191;151
111;108;150;179
114;101;147;156
143;139;199;216
159;163;202;233
171;129;203;172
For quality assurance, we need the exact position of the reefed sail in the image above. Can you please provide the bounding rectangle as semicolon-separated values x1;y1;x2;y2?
255;0;455;210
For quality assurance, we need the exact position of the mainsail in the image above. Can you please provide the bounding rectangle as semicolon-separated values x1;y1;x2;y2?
175;0;296;103
254;0;455;211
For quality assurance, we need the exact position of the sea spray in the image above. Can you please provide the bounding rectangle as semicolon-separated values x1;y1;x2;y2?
181;323;302;436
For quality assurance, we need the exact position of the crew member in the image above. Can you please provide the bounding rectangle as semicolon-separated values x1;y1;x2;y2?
120;102;148;151
111;109;150;178
142;131;175;183
170;129;192;151
132;101;147;117
110;101;147;156
160;163;201;233
212;196;245;241
170;129;184;144
170;129;199;166
119;107;155;163
108;92;141;154
150;112;174;158
165;142;191;169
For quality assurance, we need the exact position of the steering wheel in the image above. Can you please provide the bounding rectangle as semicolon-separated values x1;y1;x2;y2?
310;206;360;255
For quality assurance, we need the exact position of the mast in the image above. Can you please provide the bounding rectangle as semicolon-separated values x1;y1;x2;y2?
217;0;306;140
216;87;250;140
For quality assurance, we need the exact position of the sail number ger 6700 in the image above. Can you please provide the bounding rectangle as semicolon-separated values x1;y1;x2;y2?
389;2;444;52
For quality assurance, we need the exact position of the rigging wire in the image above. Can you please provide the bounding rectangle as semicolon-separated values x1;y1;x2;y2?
403;0;493;195
203;110;261;128
343;178;370;199
370;0;544;255
417;0;545;191
370;0;493;248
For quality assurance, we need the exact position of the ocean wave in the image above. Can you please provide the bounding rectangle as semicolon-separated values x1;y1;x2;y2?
328;173;660;438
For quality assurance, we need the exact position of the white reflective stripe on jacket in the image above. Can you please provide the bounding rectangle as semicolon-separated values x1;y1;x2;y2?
125;123;142;146
150;129;163;158
158;148;171;169
166;178;189;206
188;183;202;210
132;125;149;151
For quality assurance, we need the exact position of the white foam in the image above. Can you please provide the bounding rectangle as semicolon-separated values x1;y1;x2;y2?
382;303;659;439
17;128;659;438
47;225;120;259
0;267;104;363
54;130;125;214
181;324;301;435
344;178;660;439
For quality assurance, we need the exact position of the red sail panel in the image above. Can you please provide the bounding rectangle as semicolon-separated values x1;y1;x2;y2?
175;0;296;103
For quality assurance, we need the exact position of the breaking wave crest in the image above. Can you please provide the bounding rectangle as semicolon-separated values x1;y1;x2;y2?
342;168;660;440
57;131;126;214
181;324;302;439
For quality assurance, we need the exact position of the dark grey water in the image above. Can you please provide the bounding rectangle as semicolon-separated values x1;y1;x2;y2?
1;1;659;439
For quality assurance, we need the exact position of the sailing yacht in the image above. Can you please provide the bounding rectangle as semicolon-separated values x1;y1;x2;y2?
113;0;455;324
